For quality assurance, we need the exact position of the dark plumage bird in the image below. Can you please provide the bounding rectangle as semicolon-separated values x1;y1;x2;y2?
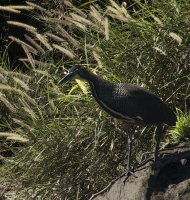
58;65;176;176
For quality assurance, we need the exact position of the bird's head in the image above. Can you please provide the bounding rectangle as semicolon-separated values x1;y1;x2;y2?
58;65;81;84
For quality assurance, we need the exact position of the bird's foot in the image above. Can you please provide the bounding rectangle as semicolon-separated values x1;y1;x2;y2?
123;167;138;183
151;157;162;176
153;168;160;176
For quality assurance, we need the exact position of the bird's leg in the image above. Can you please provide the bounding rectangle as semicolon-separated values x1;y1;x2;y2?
127;129;132;171
123;129;137;183
152;124;163;176
154;124;163;160
137;124;163;168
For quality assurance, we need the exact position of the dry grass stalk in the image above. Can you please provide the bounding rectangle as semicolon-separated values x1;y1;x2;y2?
85;44;102;54
169;32;182;45
57;25;79;47
63;0;74;8
89;5;104;25
151;15;163;26
0;6;20;14
0;132;28;142
61;1;86;18
13;77;30;91
52;44;75;58
93;51;103;68
19;59;48;68
64;16;87;30
49;9;65;19
22;45;36;69
73;7;87;18
42;17;68;26
0;84;35;105
13;118;34;130
8;6;34;10
107;6;129;22
69;13;104;35
105;17;109;40
12;88;36;105
32;32;53;51
107;0;133;23
0;92;15;112
109;0;122;10
0;67;8;76
33;69;50;77
0;73;7;83
8;36;38;55
45;33;65;42
48;99;57;112
93;25;105;35
26;1;52;16
34;69;55;85
24;34;46;55
19;98;37;119
153;46;167;55
120;4;133;19
0;84;12;90
25;1;46;11
7;21;37;32
70;13;93;26
48;79;60;94
85;44;95;50
8;71;31;80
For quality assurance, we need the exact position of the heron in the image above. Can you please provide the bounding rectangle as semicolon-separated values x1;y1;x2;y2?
58;65;176;178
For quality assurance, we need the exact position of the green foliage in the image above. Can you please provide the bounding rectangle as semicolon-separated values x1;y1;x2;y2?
0;0;190;199
166;108;190;144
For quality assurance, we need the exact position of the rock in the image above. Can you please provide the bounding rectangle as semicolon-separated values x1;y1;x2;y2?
92;144;190;200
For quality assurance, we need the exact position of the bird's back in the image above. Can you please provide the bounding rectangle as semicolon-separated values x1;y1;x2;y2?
90;81;176;126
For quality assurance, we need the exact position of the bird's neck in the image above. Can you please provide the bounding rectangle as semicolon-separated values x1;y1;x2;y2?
78;68;115;108
78;68;108;85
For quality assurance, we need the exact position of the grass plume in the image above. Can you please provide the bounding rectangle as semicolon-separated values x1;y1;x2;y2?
0;6;20;14
7;21;37;32
52;44;75;58
8;36;38;54
24;34;46;55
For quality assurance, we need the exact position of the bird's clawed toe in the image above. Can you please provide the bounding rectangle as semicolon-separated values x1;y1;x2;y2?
123;167;138;183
